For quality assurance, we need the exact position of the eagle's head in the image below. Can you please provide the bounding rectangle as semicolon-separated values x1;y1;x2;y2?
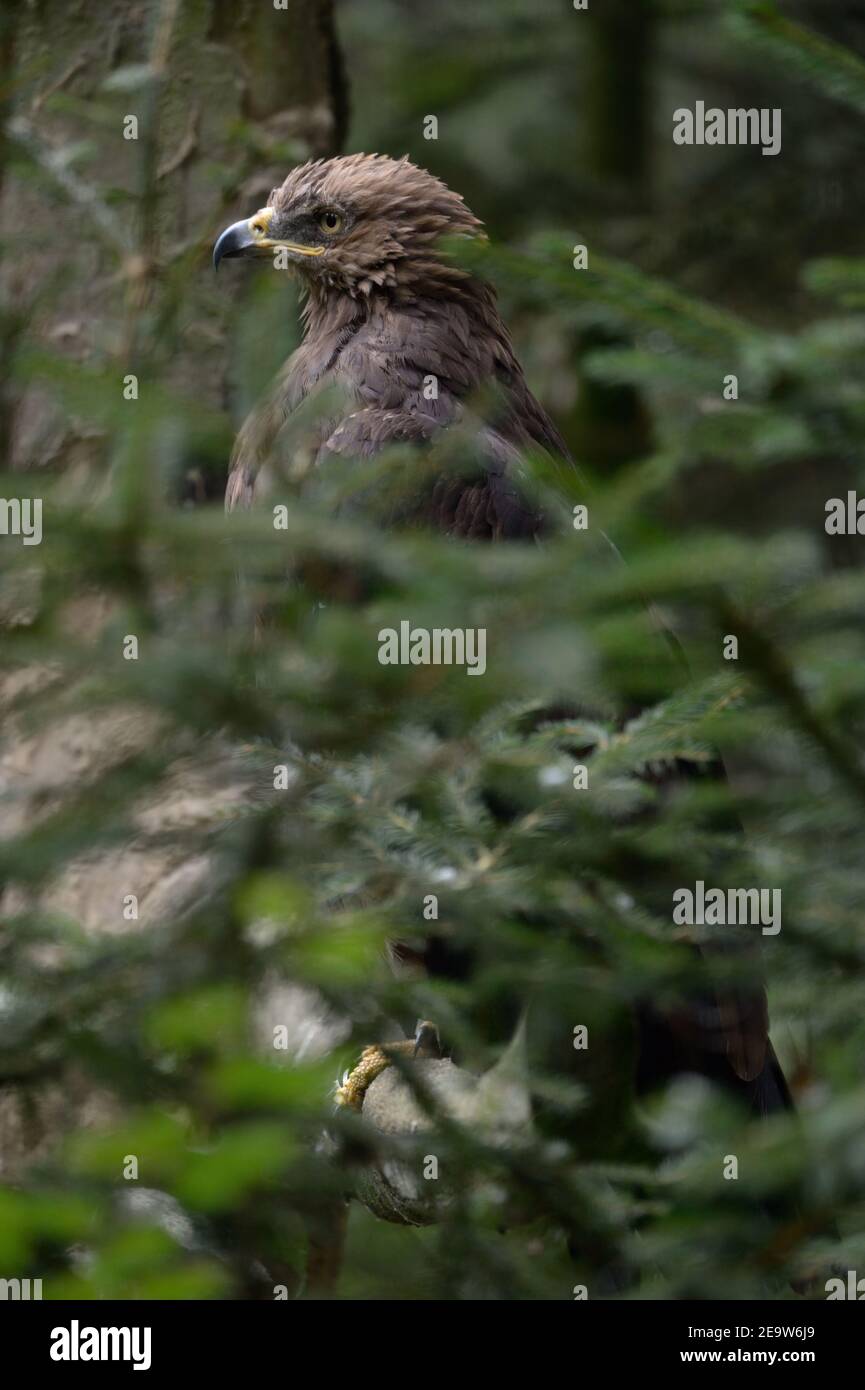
212;153;483;297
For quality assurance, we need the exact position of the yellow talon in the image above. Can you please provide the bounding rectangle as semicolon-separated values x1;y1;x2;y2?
335;1045;394;1110
334;1022;441;1111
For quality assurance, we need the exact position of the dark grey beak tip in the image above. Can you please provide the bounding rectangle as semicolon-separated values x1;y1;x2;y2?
212;219;253;272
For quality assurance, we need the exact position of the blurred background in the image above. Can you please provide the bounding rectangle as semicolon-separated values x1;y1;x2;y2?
2;0;865;1300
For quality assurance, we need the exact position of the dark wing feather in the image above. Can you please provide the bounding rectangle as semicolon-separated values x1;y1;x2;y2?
323;405;543;540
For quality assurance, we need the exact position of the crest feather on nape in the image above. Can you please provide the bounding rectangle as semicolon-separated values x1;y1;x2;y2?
270;153;483;236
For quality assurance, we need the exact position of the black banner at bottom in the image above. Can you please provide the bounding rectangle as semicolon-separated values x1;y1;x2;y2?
0;1298;858;1375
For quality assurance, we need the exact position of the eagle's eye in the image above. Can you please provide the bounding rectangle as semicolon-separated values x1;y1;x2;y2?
318;210;343;234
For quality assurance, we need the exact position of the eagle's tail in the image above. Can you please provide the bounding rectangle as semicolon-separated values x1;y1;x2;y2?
746;1042;794;1117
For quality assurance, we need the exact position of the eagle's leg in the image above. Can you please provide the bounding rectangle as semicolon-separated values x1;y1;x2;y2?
334;1021;442;1111
334;1043;395;1111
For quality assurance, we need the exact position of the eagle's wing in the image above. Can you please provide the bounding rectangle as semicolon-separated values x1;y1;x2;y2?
718;976;770;1082
225;460;256;513
321;405;544;540
224;352;301;513
661;943;770;1083
226;287;566;531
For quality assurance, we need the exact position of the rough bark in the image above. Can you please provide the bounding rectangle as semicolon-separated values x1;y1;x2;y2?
0;0;347;1180
0;0;345;480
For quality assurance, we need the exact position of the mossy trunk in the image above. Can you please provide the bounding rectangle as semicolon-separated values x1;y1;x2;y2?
0;0;345;484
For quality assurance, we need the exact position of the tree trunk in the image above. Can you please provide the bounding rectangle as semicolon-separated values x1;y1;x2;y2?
0;0;346;481
0;0;346;1183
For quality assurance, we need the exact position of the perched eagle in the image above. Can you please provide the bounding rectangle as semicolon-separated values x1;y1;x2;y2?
214;153;563;534
213;153;790;1118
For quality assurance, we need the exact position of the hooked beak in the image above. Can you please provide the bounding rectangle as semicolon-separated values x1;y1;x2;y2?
212;217;259;270
213;206;327;270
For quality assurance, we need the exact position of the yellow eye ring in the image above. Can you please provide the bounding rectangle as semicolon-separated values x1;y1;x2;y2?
318;210;343;234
